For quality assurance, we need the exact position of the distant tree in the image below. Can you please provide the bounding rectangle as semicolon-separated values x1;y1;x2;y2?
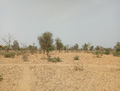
1;33;14;52
73;44;79;50
0;45;3;50
55;38;63;52
114;42;120;52
12;40;19;51
37;31;53;56
82;43;90;51
95;46;100;51
89;46;94;51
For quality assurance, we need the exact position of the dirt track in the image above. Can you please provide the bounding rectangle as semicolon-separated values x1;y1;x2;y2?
0;52;120;91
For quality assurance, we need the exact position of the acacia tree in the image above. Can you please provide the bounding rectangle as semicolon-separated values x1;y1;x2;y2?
1;33;14;52
73;44;79;50
12;40;19;51
114;42;120;52
38;32;53;56
55;38;63;52
82;43;90;51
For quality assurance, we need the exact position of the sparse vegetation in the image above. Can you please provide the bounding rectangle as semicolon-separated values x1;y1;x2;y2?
47;56;62;63
38;31;53;57
4;52;15;58
75;64;84;71
0;74;3;82
74;55;79;60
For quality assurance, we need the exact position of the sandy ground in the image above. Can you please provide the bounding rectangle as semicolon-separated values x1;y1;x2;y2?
0;51;120;91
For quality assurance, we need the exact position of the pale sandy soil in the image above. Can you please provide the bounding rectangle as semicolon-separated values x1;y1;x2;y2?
0;51;120;91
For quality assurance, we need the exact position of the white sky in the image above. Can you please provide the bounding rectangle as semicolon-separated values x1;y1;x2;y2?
0;0;120;48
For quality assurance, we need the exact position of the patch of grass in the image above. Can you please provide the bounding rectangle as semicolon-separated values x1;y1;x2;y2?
74;55;79;60
0;74;3;82
4;52;15;58
75;64;84;71
47;57;62;63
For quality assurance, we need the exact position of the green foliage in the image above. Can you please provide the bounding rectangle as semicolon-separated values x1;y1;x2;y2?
38;31;53;55
89;46;94;51
75;64;84;71
95;46;100;51
0;74;3;82
112;52;120;57
16;52;22;56
22;55;28;61
74;55;79;60
47;57;62;63
82;43;90;51
73;44;79;50
4;52;15;58
94;51;103;58
114;42;120;52
104;48;110;55
12;40;19;51
55;38;63;52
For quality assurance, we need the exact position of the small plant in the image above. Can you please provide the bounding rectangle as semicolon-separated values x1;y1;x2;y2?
47;57;62;63
75;64;84;71
4;52;15;58
0;74;3;82
94;51;103;58
23;55;28;61
74;55;79;60
16;52;22;56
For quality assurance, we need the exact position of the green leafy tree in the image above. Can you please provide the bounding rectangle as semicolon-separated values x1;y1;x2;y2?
74;44;79;50
55;38;63;52
38;32;53;56
82;43;90;51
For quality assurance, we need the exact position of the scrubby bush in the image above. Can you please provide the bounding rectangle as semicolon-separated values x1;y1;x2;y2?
23;55;28;61
104;48;110;55
112;52;120;57
74;55;79;60
47;57;62;63
4;52;15;58
16;52;22;56
93;51;103;58
0;74;3;82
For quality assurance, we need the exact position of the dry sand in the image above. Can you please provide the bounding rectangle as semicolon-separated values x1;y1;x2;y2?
0;51;120;91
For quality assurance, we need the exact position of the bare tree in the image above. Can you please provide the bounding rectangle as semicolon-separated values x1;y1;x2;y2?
1;33;14;52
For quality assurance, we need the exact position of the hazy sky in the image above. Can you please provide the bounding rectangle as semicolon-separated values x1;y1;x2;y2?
0;0;120;48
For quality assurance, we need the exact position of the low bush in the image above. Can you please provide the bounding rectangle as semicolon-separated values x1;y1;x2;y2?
104;49;110;55
16;52;22;56
4;53;15;58
23;55;28;61
113;52;120;57
47;57;62;63
74;55;79;60
0;74;3;82
93;51;103;58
